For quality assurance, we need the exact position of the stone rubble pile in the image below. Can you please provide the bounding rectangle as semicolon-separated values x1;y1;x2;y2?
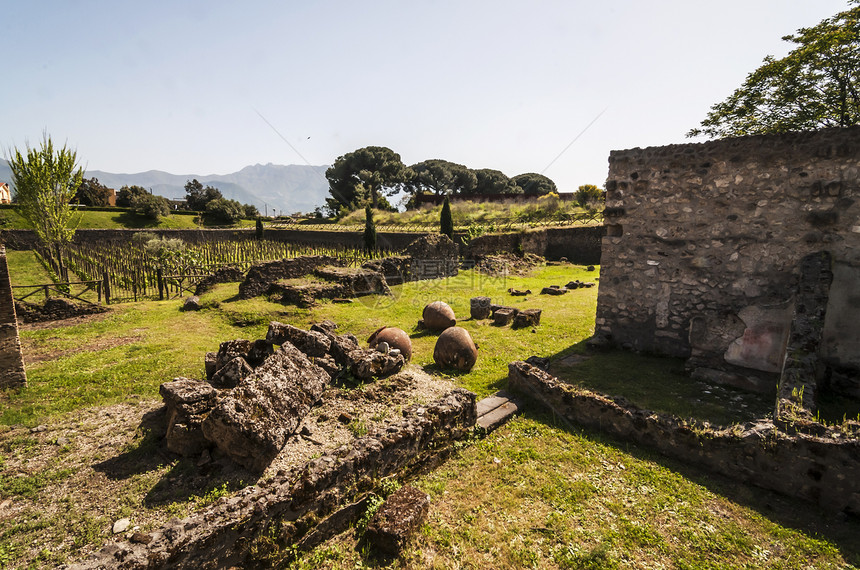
160;319;407;471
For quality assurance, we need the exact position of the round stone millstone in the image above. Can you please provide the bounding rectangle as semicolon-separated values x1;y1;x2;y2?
422;301;456;331
433;326;478;372
367;326;413;361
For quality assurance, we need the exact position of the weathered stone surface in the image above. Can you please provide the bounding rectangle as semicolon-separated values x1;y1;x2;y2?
493;307;517;326
201;343;329;471
367;326;412;361
0;246;26;388
159;378;217;457
246;339;273;368
362;256;411;285
508;288;531;296
311;319;339;336
433;326;478;371
403;234;459;280
513;308;542;329
365;486;430;555
470;296;492;319
508;360;860;515
204;352;217;381
422;301;456;331
348;349;405;379
269;280;346;307
314;266;391;297
72;389;477;570
329;333;360;367
209;356;253;389
215;339;253;371
238;255;341;299
266;321;331;357
182;296;201;311
313;354;340;378
595;127;860;378
540;286;567;296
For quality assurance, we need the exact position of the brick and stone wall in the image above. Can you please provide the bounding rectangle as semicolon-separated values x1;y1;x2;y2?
466;225;604;264
0;244;27;388
595;127;860;393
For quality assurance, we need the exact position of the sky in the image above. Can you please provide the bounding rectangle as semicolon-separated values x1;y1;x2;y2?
2;0;851;194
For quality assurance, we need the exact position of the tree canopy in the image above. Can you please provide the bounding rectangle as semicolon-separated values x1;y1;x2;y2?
689;2;860;138
75;177;113;207
116;185;149;207
325;146;411;213
8;134;83;247
408;159;477;196
511;172;558;196
473;168;520;195
185;179;223;211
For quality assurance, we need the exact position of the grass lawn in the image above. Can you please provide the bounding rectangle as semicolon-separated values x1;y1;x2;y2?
1;261;858;568
0;208;255;230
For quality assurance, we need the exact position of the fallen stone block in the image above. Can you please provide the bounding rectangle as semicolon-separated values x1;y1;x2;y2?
209;356;253;389
541;286;568;295
246;339;273;368
470;296;492;319
348;349;405;379
508;288;531;296
329;333;360;366
201;343;329;471
159;378;217;457
365;486;431;555
216;339;253;371
493;307;517;326
513;308;542;329
182;296;201;311
204;352;217;381
266;321;331;357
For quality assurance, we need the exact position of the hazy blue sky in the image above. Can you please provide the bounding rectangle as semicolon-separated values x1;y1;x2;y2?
3;1;850;193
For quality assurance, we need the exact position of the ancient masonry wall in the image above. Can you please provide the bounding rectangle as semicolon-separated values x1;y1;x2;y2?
596;127;860;393
0;244;27;388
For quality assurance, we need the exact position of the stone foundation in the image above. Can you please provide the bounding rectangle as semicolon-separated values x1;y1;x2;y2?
0;245;26;388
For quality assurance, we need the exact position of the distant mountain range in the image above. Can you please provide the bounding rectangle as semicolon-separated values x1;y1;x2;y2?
0;159;331;215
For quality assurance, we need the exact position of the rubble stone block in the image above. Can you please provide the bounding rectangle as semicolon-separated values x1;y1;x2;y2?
204;351;217;381
365;486;431;555
201;343;329;471
513;308;542;329
329;333;360;366
182;296;201;311
266;321;331;357
348;349;405;379
493;307;517;326
470;296;492;320
541;286;568;296
210;356;254;389
216;339;253;371
159;378;217;457
246;339;274;368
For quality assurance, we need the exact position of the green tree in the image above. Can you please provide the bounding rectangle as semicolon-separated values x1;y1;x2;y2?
574;184;604;207
75;177;113;207
689;2;860;138
409;159;477;197
363;205;377;251
440;196;454;239
326;146;411;211
7;134;83;248
205;197;244;224
511;173;558;196
472;168;519;195
116;185;149;207
130;193;171;220
243;203;260;218
185;179;223;211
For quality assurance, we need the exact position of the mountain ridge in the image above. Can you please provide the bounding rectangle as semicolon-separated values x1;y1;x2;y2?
0;159;330;215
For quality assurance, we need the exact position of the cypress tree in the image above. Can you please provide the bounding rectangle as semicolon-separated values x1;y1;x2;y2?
363;205;377;251
440;196;453;239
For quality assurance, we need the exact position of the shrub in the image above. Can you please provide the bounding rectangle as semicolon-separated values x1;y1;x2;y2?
130;193;170;220
205;198;244;224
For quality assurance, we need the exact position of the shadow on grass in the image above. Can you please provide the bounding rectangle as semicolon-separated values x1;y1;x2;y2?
91;406;256;507
524;406;860;566
110;212;164;229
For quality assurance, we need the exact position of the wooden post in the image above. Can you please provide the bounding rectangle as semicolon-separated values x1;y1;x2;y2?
157;267;164;300
103;271;111;305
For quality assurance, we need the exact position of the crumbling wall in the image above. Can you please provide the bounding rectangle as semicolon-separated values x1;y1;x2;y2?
595;127;860;393
0;244;27;388
509;361;860;515
466;225;604;264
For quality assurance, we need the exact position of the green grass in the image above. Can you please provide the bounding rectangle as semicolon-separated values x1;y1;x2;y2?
292;412;859;569
0;208;255;230
5;250;54;287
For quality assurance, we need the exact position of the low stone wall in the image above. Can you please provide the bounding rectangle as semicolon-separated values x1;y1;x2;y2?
466;226;604;264
508;361;860;514
70;388;477;569
0;245;27;388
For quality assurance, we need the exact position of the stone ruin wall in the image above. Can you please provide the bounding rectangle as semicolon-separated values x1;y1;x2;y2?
596;127;860;395
0;244;27;388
